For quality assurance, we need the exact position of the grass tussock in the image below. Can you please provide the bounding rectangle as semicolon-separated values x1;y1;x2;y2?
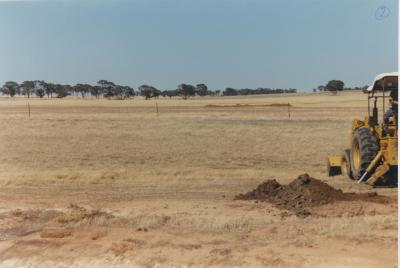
55;204;114;227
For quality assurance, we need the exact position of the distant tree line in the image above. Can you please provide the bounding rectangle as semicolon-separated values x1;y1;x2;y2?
2;79;367;99
313;80;368;92
0;80;136;99
0;80;300;99
138;83;214;99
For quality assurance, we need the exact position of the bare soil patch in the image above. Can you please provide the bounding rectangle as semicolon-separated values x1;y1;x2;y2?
40;228;73;239
205;103;292;108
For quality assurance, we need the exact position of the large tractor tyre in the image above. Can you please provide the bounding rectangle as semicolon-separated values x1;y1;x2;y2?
350;128;379;179
341;149;353;179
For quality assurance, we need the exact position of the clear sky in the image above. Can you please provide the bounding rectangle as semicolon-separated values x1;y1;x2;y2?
0;0;397;91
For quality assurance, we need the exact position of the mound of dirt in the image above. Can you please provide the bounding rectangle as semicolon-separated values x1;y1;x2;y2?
235;174;386;217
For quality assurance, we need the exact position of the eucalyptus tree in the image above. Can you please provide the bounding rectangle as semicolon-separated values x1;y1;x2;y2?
177;84;195;99
195;84;208;96
21;81;35;98
2;81;19;97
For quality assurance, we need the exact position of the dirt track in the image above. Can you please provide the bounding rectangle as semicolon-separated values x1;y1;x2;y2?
0;92;397;267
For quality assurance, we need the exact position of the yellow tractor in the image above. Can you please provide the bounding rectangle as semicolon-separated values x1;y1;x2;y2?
328;72;398;186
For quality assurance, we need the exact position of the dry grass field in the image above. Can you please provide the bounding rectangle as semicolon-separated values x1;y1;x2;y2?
0;91;397;267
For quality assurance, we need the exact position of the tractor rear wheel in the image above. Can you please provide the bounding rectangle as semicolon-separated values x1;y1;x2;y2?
350;128;379;179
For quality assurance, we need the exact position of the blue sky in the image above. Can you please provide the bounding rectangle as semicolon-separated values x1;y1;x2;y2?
0;0;397;91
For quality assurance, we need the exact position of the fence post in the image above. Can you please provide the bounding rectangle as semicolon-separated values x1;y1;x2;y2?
156;102;159;116
28;102;31;119
288;103;290;119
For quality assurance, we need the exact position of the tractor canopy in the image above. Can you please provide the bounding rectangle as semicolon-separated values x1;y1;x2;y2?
366;72;398;92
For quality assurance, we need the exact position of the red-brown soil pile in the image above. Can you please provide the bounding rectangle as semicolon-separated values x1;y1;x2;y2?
235;174;387;217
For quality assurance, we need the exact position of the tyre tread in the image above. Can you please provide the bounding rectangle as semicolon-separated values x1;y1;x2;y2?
350;127;380;179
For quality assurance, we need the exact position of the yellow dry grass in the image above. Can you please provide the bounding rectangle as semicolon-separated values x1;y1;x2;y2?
0;91;372;187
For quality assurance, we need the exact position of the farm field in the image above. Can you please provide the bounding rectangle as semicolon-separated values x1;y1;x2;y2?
0;91;397;267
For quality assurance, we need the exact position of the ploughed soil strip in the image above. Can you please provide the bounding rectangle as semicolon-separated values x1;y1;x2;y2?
234;174;390;217
205;103;292;108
